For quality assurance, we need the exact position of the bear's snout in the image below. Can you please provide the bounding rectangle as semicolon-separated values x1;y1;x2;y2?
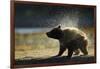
46;32;52;38
46;32;49;36
46;32;50;37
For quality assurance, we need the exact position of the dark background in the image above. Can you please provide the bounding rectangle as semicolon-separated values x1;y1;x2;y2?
15;3;95;28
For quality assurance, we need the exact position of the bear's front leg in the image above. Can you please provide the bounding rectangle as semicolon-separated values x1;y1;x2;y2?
56;45;66;57
66;48;74;59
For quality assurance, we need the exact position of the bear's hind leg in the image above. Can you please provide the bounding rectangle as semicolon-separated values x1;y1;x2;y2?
80;47;88;56
66;48;74;58
74;49;80;55
80;40;88;56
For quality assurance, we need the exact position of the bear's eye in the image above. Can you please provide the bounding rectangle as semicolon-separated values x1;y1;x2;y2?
51;29;58;33
50;30;56;34
51;29;62;34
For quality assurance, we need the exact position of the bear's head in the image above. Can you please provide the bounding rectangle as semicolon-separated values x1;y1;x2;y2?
46;25;64;39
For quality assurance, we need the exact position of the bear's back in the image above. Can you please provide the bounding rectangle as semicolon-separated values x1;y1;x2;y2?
61;28;87;43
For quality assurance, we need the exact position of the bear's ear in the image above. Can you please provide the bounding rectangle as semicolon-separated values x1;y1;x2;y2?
58;25;61;28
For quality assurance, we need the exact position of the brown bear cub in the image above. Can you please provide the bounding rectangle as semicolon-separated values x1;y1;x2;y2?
46;25;88;58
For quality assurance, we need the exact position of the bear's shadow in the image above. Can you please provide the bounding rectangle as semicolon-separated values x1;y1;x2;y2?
15;55;96;66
